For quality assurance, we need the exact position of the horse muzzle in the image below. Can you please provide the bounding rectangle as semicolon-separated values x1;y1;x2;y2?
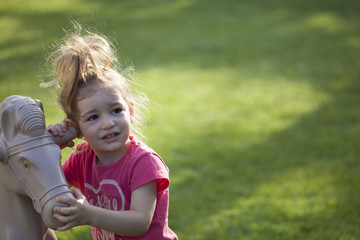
32;184;74;230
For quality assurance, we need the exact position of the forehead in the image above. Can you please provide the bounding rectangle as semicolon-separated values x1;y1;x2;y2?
77;87;127;109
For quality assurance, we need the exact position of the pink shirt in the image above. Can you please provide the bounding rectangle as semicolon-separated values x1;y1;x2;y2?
62;136;178;240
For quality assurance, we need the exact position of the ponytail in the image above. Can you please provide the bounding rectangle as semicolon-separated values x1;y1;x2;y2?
43;24;119;121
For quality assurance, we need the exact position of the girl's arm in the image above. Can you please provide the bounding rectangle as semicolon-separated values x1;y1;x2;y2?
54;180;157;236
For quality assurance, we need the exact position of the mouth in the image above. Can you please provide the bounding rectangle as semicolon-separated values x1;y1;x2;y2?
101;132;120;141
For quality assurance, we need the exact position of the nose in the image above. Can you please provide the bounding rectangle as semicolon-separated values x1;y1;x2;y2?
101;114;115;129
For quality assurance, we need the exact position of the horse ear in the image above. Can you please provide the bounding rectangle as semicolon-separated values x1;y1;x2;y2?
0;104;16;140
33;99;44;113
0;140;7;164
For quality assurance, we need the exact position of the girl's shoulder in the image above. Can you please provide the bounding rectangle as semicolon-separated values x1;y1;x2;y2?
128;136;162;161
128;136;169;173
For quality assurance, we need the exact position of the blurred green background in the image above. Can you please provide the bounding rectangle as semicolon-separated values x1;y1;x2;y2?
1;0;360;239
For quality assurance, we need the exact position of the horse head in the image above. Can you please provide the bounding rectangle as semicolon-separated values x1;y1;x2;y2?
0;95;76;230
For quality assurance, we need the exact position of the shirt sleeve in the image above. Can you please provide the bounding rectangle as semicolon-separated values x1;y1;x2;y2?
62;143;86;190
62;154;79;189
130;153;170;193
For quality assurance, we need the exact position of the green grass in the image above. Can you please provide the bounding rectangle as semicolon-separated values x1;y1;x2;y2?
1;0;360;239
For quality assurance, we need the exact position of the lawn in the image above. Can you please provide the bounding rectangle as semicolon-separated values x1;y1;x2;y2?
1;0;360;239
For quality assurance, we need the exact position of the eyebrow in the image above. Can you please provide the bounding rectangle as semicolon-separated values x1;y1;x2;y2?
111;102;125;109
79;109;97;120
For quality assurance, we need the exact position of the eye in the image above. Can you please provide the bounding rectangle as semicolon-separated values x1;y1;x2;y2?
111;108;122;114
23;160;31;170
87;114;99;121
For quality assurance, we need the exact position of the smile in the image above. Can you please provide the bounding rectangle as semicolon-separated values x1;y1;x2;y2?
102;133;119;140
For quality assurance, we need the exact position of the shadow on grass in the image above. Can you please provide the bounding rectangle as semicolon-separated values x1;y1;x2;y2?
167;83;360;239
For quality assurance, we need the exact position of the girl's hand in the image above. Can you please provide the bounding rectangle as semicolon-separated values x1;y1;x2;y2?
53;181;157;236
47;119;80;148
54;189;91;231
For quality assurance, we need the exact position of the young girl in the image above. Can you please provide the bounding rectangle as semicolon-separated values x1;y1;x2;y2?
46;28;178;240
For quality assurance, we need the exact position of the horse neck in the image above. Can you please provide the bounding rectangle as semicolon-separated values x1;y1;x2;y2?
0;166;48;239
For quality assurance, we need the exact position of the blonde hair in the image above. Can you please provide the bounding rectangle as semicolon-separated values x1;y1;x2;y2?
42;25;148;138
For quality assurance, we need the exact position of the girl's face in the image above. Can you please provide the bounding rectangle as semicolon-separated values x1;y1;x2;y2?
76;87;133;165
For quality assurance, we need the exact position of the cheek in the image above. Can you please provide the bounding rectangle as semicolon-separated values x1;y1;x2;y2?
123;116;132;129
77;124;86;135
78;123;95;138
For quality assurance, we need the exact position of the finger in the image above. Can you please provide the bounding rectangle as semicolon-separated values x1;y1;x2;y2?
54;212;76;224
54;212;70;223
52;124;65;136
58;127;66;136
54;206;76;216
57;221;77;231
47;125;59;136
56;195;78;205
60;121;68;131
72;188;84;200
46;125;54;132
65;119;77;128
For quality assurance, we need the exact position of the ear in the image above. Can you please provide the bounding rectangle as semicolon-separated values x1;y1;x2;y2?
33;99;44;113
0;104;16;140
0;139;8;164
0;96;15;163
